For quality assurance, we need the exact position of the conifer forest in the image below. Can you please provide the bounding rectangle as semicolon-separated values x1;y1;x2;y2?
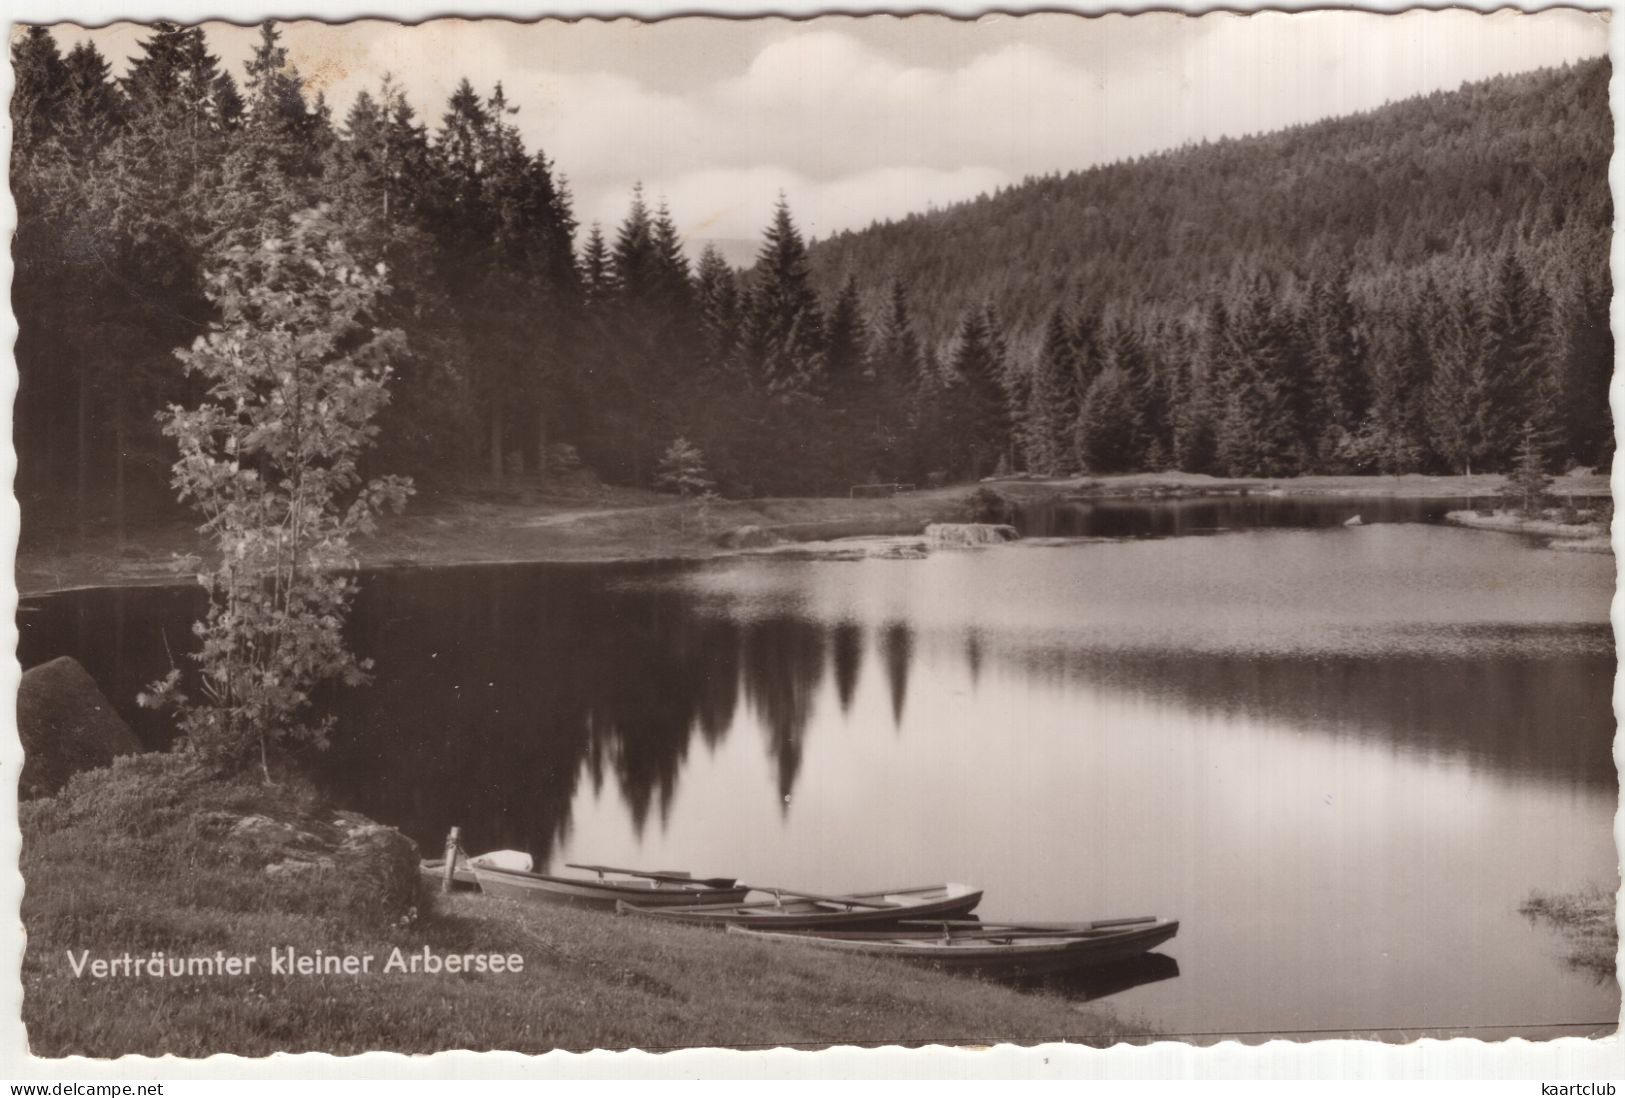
11;23;1613;527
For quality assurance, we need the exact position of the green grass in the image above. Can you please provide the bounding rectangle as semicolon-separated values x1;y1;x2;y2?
1521;884;1618;982
23;754;1140;1056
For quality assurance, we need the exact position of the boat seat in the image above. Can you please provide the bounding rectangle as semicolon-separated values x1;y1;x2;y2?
469;849;534;872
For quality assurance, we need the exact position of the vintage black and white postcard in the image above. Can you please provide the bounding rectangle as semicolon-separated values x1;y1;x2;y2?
4;0;1617;1078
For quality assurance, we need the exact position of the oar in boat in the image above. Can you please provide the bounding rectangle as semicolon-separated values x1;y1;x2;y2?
788;926;1100;942
564;862;738;890
733;883;904;910
895;916;1160;933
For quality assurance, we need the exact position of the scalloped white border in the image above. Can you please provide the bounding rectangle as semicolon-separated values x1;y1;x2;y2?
1;1;1619;1081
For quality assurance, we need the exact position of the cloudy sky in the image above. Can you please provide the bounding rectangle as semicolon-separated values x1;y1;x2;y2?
53;10;1608;260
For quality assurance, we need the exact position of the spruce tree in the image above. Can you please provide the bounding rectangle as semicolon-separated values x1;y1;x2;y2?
581;223;614;304
213;22;317;244
1424;290;1489;476
1555;272;1614;470
1366;281;1437;473
326;78;468;482
1480;249;1556;469
1026;307;1078;475
1098;317;1151;470
11;26;69;154
747;195;825;397
1077;366;1141;473
942;309;1011;479
695;244;742;374
1214;278;1302;477
1308;265;1372;465
824;275;868;390
1506;420;1555;517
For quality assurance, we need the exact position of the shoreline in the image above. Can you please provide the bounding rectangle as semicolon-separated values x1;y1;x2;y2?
1442;508;1613;554
18;471;1610;598
23;754;1146;1055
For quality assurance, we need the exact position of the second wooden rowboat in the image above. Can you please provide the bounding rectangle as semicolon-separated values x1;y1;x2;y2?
473;865;750;909
724;916;1179;978
617;882;983;928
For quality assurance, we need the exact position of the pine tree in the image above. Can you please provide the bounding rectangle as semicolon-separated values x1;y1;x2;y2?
1479;248;1556;469
437;78;488;184
213;22;317;243
74;22;233;540
941;309;1010;479
695;244;741;374
212;72;244;129
1077;366;1141;473
1506;420;1555;517
60;41;126;148
823;275;867;391
650;201;694;310
1308;264;1372;465
1425;289;1489;476
581;223;614;305
325;78;468;482
1214;277;1303;477
866;279;924;479
242;22;306;134
747;195;825;397
1170;356;1219;475
11;26;69;155
1098;316;1151;470
874;280;923;386
1024;307;1079;475
1554;271;1614;469
1365;280;1438;473
612;183;658;303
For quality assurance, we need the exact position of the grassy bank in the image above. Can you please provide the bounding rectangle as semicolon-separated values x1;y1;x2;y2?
20;470;1609;597
23;755;1140;1056
1521;884;1618;982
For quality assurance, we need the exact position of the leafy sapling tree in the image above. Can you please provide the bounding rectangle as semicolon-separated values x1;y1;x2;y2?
655;437;714;497
655;436;718;533
140;206;414;780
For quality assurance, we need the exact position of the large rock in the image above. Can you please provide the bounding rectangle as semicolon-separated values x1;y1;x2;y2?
925;522;1020;548
207;807;421;922
716;524;782;549
18;656;144;800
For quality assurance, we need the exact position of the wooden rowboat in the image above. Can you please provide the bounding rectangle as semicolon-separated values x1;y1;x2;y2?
725;916;1179;979
617;882;983;928
473;864;750;910
420;848;531;891
419;857;478;889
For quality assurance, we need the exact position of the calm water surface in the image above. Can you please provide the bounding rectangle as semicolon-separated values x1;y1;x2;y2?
19;500;1617;1041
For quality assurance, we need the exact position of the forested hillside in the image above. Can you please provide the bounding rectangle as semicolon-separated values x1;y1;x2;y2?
803;56;1612;478
810;61;1610;352
11;24;1612;528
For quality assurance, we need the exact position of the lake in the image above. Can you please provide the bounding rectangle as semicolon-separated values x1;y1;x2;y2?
18;497;1618;1041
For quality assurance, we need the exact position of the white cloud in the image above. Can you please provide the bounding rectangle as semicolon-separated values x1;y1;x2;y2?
53;10;1608;252
585;164;1012;250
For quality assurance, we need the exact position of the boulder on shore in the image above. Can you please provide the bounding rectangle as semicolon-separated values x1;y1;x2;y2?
925;523;1021;548
205;805;421;921
18;656;145;800
717;524;782;549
